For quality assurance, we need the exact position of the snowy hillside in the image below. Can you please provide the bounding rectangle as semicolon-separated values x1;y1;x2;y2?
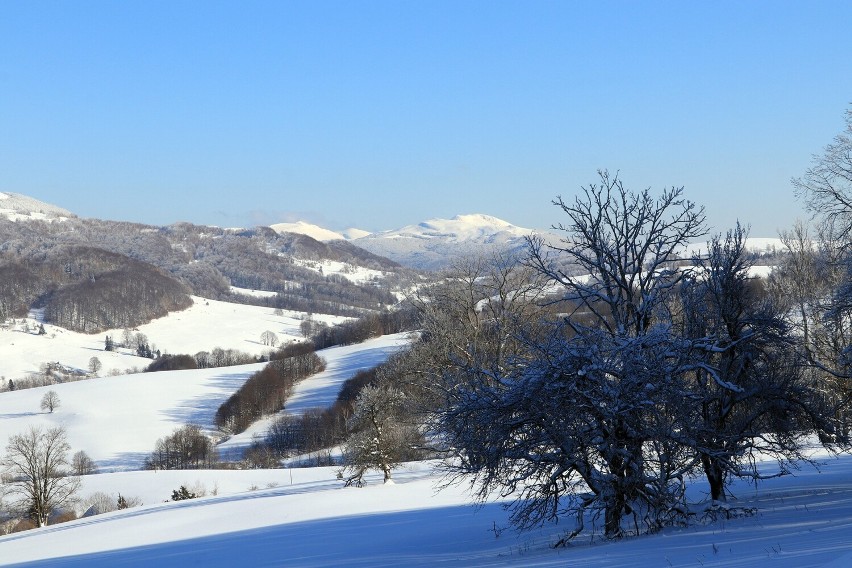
2;442;852;565
353;214;538;270
270;221;373;242
0;296;348;385
0;192;75;222
341;227;372;240
0;333;410;471
270;220;348;241
2;296;852;565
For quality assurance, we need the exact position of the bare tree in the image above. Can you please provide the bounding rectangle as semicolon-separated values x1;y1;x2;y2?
121;328;134;348
441;171;707;541
71;450;98;476
786;107;852;433
793;106;852;241
40;390;60;413
398;249;550;417
2;426;80;527
341;384;421;486
260;330;279;347
527;170;706;338
88;356;102;376
677;224;831;502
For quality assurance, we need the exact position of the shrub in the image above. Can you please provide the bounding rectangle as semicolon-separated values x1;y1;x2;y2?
170;486;197;501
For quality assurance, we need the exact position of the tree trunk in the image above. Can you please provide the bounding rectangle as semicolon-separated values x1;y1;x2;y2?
702;454;726;502
604;492;624;538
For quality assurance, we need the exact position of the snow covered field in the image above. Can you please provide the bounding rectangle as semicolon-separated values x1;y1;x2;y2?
2;296;852;566
0;296;347;383
2;453;852;566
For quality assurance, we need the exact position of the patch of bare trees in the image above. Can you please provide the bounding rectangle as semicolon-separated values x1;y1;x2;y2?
215;346;326;434
340;384;424;486
144;424;217;470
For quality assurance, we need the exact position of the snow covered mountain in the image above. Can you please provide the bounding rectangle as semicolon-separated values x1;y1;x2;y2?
266;213;539;270
352;214;538;270
270;221;373;242
0;192;75;222
270;221;348;241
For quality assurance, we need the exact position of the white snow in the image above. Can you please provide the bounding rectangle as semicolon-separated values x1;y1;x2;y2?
1;450;852;566
341;227;372;240
269;221;347;241
218;333;411;456
292;258;388;284
0;296;348;382
0;261;851;566
353;213;536;269
0;192;75;222
228;286;279;298
361;213;532;243
0;311;851;565
268;221;372;241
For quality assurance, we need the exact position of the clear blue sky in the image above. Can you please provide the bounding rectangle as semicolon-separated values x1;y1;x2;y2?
1;1;850;236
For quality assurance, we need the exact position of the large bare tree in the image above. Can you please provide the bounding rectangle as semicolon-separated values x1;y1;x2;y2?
2;426;80;527
439;171;707;541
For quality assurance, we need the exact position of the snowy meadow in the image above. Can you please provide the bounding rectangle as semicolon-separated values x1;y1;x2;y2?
0;297;851;566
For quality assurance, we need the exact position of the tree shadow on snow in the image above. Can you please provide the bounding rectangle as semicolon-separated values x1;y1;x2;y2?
0;500;542;568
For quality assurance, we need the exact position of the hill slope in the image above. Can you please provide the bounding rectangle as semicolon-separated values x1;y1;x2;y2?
1;451;852;566
0;192;75;222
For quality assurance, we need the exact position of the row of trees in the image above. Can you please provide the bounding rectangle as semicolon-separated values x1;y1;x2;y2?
247;365;380;467
310;307;418;349
215;343;326;434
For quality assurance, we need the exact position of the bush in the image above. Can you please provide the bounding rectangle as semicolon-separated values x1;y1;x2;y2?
170;486;197;501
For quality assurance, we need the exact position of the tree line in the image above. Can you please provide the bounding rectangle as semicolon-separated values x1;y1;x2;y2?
214;343;327;435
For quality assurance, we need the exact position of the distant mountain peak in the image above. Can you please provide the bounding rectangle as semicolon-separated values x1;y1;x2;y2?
354;213;535;270
270;221;346;242
450;213;515;227
0;192;75;222
269;221;373;242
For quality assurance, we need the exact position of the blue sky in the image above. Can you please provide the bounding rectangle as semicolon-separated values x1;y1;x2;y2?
1;1;850;236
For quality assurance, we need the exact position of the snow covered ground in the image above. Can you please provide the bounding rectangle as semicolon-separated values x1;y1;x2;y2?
217;333;412;457
2;295;852;566
0;296;347;383
292;257;389;285
2;454;852;566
